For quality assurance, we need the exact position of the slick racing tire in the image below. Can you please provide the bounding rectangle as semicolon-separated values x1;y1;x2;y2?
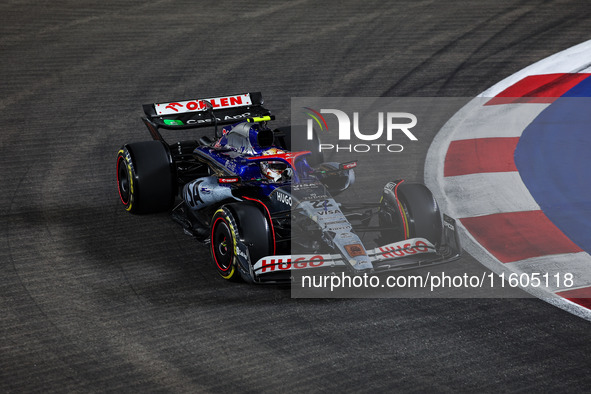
116;141;175;214
210;202;273;281
379;181;443;246
274;125;324;166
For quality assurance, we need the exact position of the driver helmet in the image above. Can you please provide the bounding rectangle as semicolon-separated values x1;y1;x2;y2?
260;148;292;182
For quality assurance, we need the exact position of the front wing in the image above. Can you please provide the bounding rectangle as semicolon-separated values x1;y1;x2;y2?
252;235;461;281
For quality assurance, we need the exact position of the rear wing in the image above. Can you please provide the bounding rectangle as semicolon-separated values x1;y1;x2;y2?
141;92;272;140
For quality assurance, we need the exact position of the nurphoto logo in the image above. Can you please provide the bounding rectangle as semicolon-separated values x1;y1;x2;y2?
304;107;418;153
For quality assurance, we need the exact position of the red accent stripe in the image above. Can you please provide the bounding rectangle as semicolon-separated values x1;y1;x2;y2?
486;73;591;105
248;151;310;169
304;107;329;131
556;287;591;309
444;137;519;177
460;211;582;263
242;196;277;255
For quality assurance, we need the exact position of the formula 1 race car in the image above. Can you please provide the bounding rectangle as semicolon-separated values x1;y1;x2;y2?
116;92;461;283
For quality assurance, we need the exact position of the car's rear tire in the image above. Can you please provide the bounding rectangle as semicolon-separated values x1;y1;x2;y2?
379;181;443;246
210;202;273;281
116;141;175;214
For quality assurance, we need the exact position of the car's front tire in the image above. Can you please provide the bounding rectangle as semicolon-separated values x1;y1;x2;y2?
210;202;273;281
379;181;443;246
210;208;240;280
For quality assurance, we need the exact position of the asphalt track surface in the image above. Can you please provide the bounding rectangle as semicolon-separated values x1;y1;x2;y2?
2;1;591;392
